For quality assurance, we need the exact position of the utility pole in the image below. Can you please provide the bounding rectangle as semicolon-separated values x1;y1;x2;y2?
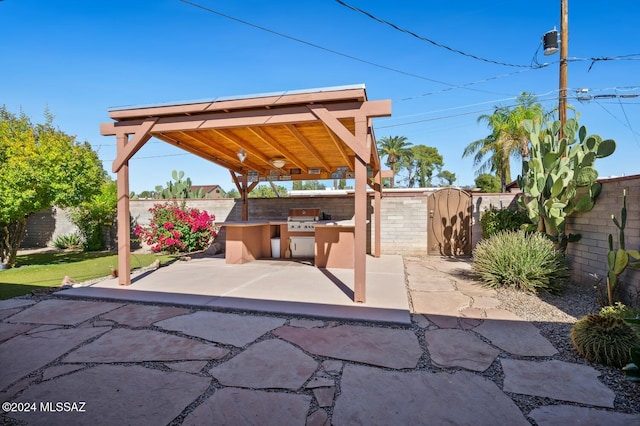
558;0;568;138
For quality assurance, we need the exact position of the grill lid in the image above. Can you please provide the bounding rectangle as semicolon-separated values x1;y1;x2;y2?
288;208;320;221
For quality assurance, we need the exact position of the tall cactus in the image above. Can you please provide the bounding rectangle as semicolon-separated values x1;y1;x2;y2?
517;118;616;251
155;170;205;199
606;190;640;305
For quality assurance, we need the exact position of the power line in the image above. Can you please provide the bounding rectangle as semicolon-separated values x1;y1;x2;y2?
335;0;536;68
178;0;509;96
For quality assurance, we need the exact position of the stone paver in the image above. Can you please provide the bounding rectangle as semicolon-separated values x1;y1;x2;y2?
528;405;640;425
0;298;35;311
502;359;616;408
475;316;558;356
63;328;229;363
0;323;37;343
425;329;500;372
155;311;286;347
306;409;330;426
456;281;497;297
183;387;311;426
411;290;471;316
333;364;530;425
313;387;335;407
42;364;84;381
165;360;209;373
100;303;190;327
273;324;422;369
7;299;123;325
3;255;639;424
8;365;210;426
210;339;317;390
471;295;501;309
408;275;456;292
0;327;108;390
0;307;23;320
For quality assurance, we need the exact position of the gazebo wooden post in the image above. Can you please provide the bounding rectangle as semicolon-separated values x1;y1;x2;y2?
374;169;381;258
241;174;249;221
116;132;131;285
354;155;367;303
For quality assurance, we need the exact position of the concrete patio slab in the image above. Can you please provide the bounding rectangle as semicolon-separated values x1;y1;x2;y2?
155;311;286;347
209;339;317;390
183;387;311;426
62;328;229;363
333;364;530;426
7;299;123;326
273;324;422;369
7;364;211;426
502;359;616;408
57;255;411;324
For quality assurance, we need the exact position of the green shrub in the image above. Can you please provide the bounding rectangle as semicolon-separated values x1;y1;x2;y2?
52;233;84;250
480;208;530;238
472;230;568;293
571;314;640;367
600;302;640;320
69;179;117;251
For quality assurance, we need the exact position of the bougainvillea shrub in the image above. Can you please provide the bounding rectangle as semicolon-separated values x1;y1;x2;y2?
134;202;217;253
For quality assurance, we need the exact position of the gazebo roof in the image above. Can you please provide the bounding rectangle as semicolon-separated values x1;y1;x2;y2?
102;84;390;182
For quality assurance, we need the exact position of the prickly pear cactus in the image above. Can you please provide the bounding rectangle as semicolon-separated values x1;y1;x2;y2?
517;118;616;249
158;170;204;199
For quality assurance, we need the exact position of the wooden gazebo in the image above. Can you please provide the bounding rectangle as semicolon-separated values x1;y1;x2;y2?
100;84;391;303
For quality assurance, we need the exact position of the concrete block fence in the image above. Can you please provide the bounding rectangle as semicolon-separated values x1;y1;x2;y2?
20;176;640;304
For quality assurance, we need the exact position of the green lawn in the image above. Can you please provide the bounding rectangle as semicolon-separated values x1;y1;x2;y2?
0;251;176;300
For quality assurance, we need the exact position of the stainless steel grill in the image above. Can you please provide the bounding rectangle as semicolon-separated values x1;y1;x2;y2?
287;208;320;232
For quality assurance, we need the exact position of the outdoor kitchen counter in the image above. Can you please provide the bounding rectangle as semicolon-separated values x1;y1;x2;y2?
314;221;355;269
218;221;286;264
219;220;357;267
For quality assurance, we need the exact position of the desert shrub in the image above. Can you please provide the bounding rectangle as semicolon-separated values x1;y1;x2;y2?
571;314;640;367
480;207;530;238
472;230;568;293
52;233;84;250
600;302;640;320
134;202;216;254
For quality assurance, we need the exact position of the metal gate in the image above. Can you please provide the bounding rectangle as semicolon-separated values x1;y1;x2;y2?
427;188;472;256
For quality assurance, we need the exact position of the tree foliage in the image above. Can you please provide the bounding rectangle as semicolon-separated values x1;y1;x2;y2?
463;93;545;191
437;170;456;187
377;135;411;188
474;173;501;193
398;145;444;187
0;106;105;267
248;184;289;198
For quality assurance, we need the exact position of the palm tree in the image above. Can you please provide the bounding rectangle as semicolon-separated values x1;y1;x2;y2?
377;135;411;188
463;93;545;191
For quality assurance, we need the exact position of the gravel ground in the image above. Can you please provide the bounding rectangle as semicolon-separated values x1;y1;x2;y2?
493;282;640;416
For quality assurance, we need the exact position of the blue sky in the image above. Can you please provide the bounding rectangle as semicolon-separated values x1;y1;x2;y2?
2;0;639;193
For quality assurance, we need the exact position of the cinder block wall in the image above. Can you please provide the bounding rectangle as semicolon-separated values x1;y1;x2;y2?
21;208;76;248
566;176;640;303
471;192;520;247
